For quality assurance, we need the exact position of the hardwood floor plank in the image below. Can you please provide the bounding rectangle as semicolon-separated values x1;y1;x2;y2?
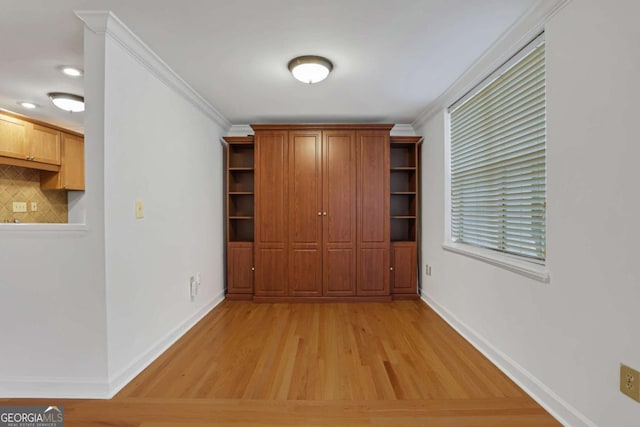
1;300;561;426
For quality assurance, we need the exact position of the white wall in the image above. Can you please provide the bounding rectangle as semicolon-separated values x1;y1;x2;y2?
0;25;109;398
93;15;228;393
416;0;640;425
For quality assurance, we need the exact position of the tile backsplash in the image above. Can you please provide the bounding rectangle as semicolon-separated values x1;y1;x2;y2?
0;165;67;223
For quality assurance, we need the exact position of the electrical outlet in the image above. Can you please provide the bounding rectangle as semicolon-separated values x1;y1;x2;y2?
12;202;27;213
190;276;197;298
425;264;432;276
621;364;640;402
30;201;37;212
135;200;144;219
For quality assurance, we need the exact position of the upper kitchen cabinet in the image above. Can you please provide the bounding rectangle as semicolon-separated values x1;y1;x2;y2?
28;124;61;165
41;132;84;190
0;111;61;169
0;113;28;160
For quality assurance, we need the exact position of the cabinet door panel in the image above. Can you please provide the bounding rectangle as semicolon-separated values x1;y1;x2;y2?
61;133;84;189
29;124;60;165
255;131;288;296
356;130;390;296
289;131;322;296
357;131;389;244
324;248;355;296
255;248;288;296
290;248;322;296
228;243;253;294
357;247;389;296
256;132;287;244
0;114;28;159
323;131;356;296
391;242;417;294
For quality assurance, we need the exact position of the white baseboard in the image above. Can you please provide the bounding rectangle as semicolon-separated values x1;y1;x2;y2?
421;293;596;427
0;377;109;399
107;290;225;397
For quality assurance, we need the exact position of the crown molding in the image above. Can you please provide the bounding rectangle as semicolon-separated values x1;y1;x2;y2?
411;0;571;130
390;124;416;136
226;124;254;136
75;11;231;131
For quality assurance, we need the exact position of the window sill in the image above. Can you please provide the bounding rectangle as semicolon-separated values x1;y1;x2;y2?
442;242;550;283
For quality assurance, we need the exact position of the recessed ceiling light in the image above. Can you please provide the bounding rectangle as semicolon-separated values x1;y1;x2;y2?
288;55;333;84
18;101;38;109
60;66;83;77
48;92;85;113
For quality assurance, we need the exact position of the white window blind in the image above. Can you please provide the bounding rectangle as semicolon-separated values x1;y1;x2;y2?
449;36;546;261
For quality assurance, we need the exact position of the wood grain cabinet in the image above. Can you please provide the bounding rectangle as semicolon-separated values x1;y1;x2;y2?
389;136;422;298
224;125;421;302
224;136;256;300
41;132;84;190
0;111;85;187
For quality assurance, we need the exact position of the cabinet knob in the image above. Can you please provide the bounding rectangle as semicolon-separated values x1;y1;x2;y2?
317;212;322;216
390;267;394;271
251;267;255;271
323;212;327;216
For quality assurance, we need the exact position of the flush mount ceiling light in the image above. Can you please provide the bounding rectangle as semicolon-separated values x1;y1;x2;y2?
288;55;333;84
59;66;84;77
48;92;85;113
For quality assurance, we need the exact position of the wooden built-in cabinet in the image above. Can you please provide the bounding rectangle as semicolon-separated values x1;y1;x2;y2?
224;125;421;302
0;110;85;190
224;136;255;299
390;136;422;298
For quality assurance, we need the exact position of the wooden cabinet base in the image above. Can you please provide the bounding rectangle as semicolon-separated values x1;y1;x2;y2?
392;293;420;301
253;295;392;303
225;293;254;301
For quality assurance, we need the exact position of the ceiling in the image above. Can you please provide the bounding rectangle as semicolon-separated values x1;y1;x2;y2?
0;0;543;131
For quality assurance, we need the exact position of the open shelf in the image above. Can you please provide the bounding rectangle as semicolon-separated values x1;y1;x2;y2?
390;143;417;168
229;218;254;242
391;170;416;193
391;218;416;241
228;144;254;169
229;193;254;217
229;170;254;193
225;136;255;244
391;193;416;217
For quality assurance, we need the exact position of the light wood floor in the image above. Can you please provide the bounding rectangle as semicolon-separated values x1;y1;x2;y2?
2;300;561;426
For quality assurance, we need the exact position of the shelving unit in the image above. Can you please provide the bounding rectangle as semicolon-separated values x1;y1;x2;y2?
224;136;255;298
389;135;422;298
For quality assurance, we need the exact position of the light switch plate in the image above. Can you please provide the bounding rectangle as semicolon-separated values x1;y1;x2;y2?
12;202;27;213
135;200;144;219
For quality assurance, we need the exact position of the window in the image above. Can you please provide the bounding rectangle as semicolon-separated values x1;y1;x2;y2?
448;34;546;263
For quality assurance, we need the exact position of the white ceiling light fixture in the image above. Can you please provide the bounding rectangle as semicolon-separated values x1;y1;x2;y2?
17;101;38;109
48;92;85;112
59;66;84;77
288;55;333;84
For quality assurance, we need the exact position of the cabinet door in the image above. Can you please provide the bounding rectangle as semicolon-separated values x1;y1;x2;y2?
255;131;288;296
356;130;390;296
61;133;84;189
323;130;356;296
391;242;417;294
0;114;28;160
28;124;61;165
227;243;254;294
40;133;85;190
288;130;322;296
